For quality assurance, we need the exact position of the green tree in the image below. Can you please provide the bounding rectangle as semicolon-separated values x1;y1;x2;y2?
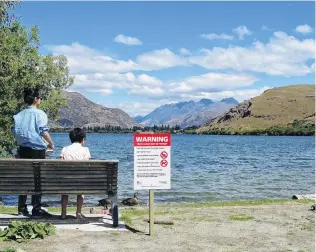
0;2;74;155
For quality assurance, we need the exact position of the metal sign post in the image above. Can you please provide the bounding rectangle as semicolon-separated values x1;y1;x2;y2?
149;189;154;236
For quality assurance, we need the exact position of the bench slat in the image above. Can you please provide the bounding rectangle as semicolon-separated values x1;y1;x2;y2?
41;178;109;182
0;190;109;194
41;171;108;175
40;190;110;194
0;174;35;178
41;175;108;179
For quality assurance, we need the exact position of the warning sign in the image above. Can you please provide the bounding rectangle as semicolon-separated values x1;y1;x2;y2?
134;133;171;190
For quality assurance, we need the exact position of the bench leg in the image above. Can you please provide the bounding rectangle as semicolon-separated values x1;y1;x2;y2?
109;194;119;227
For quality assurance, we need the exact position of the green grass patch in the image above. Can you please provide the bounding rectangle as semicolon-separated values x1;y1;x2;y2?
191;216;216;222
299;222;315;232
170;199;314;209
0;206;16;215
229;215;254;221
119;209;147;226
0;248;25;252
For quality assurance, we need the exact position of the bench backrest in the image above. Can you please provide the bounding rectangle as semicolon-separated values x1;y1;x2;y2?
0;159;118;195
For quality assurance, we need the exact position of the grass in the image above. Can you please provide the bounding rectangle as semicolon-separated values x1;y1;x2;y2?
168;199;314;208
0;198;313;227
229;214;254;221
191;216;216;222
299;222;315;232
116;199;313;227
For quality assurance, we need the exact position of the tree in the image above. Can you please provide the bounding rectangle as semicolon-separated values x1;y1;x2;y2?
0;2;74;155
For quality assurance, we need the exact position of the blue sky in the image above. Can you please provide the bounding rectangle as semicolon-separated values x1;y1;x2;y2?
17;1;315;116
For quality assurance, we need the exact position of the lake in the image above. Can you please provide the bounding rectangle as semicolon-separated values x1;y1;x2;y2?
2;133;315;206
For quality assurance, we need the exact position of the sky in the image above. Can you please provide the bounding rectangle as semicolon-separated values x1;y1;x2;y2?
16;1;315;116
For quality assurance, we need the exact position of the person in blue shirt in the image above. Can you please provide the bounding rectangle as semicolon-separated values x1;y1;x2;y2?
12;87;54;217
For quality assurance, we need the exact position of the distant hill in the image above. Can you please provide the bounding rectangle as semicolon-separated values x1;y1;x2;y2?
52;91;141;129
137;98;239;128
133;115;145;123
197;85;315;135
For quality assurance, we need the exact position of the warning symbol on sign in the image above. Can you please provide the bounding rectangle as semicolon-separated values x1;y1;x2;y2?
160;159;168;167
160;151;168;159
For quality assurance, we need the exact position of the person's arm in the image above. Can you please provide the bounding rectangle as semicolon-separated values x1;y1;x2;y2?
38;111;54;149
86;148;91;160
43;132;54;150
59;148;65;159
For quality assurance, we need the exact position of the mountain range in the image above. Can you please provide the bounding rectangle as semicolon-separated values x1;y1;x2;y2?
134;98;239;128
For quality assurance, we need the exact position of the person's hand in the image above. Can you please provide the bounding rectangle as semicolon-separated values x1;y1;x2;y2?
48;144;54;151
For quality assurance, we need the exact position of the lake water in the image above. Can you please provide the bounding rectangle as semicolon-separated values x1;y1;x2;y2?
2;133;315;206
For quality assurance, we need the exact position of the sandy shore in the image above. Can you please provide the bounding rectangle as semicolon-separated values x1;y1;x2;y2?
1;201;315;252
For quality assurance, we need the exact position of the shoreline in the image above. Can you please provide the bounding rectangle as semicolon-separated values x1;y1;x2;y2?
1;198;314;214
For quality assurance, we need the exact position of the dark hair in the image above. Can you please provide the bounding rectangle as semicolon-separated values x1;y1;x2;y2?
23;87;40;105
69;128;86;143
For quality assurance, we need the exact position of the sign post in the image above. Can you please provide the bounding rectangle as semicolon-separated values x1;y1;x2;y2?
134;133;171;236
149;189;154;236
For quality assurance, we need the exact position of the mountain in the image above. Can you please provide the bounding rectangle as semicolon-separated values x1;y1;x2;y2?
133;115;144;123
53;91;140;128
137;98;239;128
220;97;239;105
197;85;315;134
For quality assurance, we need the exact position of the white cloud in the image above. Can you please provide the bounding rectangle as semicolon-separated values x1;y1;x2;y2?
233;25;252;40
67;71;164;97
262;25;269;31
168;72;258;94
67;69;258;100
135;48;189;70
179;86;271;103
117;101;169;116
47;43;137;74
179;48;191;55
295;24;313;34
114;34;142;45
190;31;315;76
201;33;233;40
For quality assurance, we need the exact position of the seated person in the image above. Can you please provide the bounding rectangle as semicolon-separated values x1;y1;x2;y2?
59;128;91;219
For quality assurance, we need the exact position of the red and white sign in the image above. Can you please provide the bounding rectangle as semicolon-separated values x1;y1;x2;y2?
134;133;171;190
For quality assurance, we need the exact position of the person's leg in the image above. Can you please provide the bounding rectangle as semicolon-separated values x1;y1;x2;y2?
61;195;68;219
31;149;45;210
17;147;31;215
76;195;85;219
31;195;42;208
30;149;52;217
18;195;28;215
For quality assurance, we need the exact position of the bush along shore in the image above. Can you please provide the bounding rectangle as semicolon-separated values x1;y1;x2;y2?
194;121;315;136
50;120;315;136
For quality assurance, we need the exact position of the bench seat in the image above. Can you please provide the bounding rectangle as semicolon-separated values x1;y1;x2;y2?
0;159;119;227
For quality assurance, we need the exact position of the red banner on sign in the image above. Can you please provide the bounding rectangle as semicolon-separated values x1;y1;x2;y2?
134;133;171;146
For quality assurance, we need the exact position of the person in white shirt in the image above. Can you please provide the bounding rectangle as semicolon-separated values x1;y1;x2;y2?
59;128;91;219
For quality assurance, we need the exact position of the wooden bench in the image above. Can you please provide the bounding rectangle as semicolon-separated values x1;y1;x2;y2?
0;159;119;227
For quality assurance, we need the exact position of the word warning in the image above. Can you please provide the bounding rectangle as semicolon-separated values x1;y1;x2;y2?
134;133;171;190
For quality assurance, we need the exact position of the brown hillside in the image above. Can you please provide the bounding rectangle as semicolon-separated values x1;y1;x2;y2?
198;85;315;133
